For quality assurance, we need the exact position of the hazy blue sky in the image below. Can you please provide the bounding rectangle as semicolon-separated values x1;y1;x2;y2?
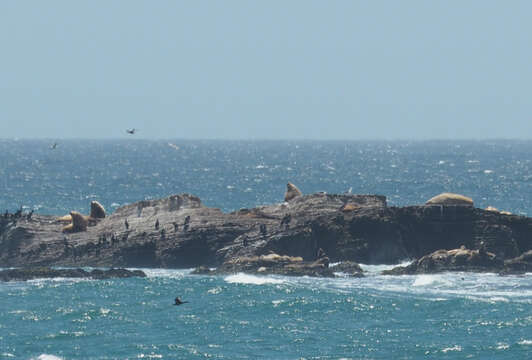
1;1;532;139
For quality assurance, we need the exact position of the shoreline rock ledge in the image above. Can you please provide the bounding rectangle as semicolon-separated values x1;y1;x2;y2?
1;191;532;276
0;267;146;282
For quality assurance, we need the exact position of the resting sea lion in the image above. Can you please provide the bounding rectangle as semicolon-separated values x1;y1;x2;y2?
425;193;473;207
284;182;302;202
62;211;88;233
90;201;106;219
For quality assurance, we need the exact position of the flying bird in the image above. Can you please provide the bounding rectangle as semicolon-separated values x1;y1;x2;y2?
50;142;58;150
126;128;137;135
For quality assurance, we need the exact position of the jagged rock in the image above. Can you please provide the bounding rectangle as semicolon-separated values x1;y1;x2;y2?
502;250;532;274
284;182;303;202
90;201;106;219
382;246;503;275
0;267;146;282
426;193;474;206
1;192;531;278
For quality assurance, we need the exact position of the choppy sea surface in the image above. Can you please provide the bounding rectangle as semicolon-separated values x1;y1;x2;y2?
1;139;531;359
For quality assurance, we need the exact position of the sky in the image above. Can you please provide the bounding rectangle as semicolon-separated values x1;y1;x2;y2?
1;1;532;140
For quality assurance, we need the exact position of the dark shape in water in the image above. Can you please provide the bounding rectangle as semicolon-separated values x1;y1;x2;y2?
174;297;188;306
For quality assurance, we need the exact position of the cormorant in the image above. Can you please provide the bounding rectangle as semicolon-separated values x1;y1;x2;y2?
174;297;188;306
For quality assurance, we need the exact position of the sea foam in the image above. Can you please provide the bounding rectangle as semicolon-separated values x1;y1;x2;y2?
224;273;285;285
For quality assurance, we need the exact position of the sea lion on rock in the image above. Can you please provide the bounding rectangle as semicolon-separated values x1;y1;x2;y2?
57;214;73;222
425;192;474;207
90;201;106;219
284;182;302;202
340;203;359;212
62;211;88;233
485;206;499;212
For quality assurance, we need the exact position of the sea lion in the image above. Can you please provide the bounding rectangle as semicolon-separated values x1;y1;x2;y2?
58;214;73;222
340;203;359;212
425;193;474;207
62;211;88;233
90;201;106;219
485;206;499;212
284;182;302;202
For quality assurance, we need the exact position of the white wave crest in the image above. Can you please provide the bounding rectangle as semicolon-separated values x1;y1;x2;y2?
33;355;64;360
140;268;194;278
359;260;412;274
224;273;285;285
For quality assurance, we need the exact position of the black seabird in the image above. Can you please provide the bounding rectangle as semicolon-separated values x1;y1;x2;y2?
126;128;137;135
174;297;188;306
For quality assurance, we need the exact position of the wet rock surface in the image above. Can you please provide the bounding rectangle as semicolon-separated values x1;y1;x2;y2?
382;247;503;275
0;267;146;282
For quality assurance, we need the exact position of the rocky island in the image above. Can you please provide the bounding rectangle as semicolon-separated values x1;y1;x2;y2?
1;183;531;277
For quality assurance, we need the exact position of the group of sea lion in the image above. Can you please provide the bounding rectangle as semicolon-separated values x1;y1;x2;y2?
59;201;106;233
56;185;509;234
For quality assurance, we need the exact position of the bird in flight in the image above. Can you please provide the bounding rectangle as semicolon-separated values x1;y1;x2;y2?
126;128;137;135
50;142;58;150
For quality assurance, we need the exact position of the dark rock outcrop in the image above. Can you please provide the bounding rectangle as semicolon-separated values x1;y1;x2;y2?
502;250;532;274
211;252;335;277
0;267;146;282
330;261;364;277
1;192;531;278
382;246;503;275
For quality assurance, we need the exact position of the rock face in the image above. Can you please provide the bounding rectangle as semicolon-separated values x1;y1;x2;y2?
1;192;531;277
0;267;146;282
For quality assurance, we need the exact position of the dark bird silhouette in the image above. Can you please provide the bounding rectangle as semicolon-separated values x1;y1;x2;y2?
174;297;188;306
125;218;129;230
126;128;137;135
50;142;58;150
155;219;159;230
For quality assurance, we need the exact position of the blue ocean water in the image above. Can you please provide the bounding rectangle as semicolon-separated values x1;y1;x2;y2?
1;139;532;359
